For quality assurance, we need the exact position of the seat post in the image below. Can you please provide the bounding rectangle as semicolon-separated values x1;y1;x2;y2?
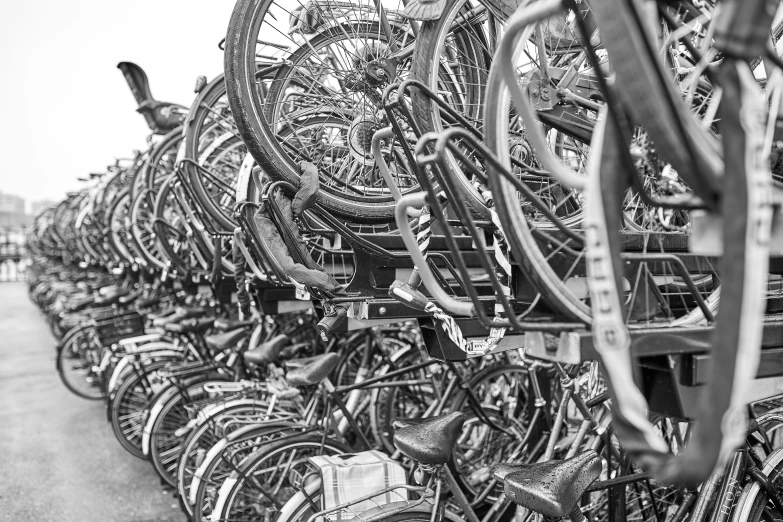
323;379;374;451
441;464;480;522
567;505;586;522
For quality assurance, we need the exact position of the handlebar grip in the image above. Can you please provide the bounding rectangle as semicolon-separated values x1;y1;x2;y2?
292;162;319;216
194;75;207;94
389;280;429;312
317;312;347;342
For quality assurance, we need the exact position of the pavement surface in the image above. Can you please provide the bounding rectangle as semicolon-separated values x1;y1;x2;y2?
0;282;185;522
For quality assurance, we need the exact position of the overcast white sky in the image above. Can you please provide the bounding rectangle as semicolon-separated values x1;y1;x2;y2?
0;0;237;209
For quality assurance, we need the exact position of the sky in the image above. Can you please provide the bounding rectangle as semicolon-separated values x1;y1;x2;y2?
0;0;237;210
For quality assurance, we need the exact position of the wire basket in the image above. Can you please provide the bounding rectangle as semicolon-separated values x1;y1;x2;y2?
94;312;145;346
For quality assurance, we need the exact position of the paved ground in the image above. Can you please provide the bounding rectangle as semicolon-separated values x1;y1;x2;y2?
0;283;185;522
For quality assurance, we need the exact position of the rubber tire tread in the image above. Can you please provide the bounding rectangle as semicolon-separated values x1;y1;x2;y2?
410;0;495;220
223;0;397;223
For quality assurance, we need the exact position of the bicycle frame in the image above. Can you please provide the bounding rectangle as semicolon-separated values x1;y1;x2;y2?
352;360;683;522
686;411;783;522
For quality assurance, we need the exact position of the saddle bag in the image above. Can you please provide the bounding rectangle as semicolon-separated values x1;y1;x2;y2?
308;450;408;521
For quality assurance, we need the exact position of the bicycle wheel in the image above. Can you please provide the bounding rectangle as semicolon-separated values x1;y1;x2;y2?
151;173;203;275
175;399;274;518
190;422;300;522
147;378;230;487
129;187;168;271
370;341;443;453
588;0;722;205
56;326;103;400
106;187;136;267
183;74;245;231
128;148;151;204
410;0;504;219
110;359;174;459
483;4;728;326
153;172;235;278
212;433;351;522
224;0;415;222
586;423;690;522
448;363;532;503
143;127;184;192
731;412;783;521
274;482;322;522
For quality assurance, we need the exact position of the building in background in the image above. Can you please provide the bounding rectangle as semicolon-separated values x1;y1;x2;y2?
0;192;33;282
31;199;57;217
0;192;32;229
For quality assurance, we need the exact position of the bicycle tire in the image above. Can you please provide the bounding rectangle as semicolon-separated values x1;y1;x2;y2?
151;173;198;275
484;30;592;323
106;187;136;266
183;73;243;231
56;327;103;400
143;127;184;192
224;0;410;223
729;412;783;521
110;359;175;459
370;342;441;453
588;0;721;205
190;422;300;522
147;378;232;487
447;363;531;503
212;433;351;521
129;187;168;271
410;0;497;220
274;480;322;522
175;399;274;518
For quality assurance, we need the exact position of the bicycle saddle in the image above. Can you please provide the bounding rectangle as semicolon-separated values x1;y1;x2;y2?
243;334;289;365
392;411;465;465
285;352;340;387
283;354;323;370
494;450;601;519
214;318;256;331
164;317;214;334
117;62;185;135
205;328;249;352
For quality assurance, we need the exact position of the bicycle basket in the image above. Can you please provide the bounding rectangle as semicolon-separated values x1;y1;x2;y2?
94;312;145;346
